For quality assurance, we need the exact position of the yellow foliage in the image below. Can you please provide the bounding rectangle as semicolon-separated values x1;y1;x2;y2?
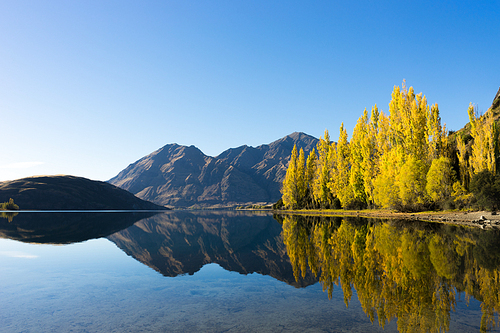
278;82;476;211
426;157;455;203
398;156;428;207
468;104;498;175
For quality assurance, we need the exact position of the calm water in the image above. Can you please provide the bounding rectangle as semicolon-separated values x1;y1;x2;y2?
0;211;498;332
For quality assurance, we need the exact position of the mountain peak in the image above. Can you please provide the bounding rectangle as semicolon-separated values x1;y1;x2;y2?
285;131;313;140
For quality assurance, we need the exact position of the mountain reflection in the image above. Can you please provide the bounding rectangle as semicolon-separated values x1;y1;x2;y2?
107;211;316;287
277;214;500;332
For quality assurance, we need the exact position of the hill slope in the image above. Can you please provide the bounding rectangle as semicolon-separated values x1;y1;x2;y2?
109;132;318;208
0;175;168;210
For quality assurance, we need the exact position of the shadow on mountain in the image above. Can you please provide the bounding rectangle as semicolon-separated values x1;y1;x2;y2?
107;210;317;288
0;212;158;244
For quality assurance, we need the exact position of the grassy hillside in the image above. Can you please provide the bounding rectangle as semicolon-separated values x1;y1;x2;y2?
0;175;168;210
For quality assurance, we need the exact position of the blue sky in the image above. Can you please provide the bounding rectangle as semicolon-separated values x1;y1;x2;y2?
0;0;499;182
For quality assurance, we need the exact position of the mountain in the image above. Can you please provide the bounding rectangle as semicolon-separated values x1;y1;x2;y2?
109;132;318;208
0;175;168;210
107;211;317;288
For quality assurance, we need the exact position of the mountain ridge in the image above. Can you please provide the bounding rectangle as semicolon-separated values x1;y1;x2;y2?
109;132;319;208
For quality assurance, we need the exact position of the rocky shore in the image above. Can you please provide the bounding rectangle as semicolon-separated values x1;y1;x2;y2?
275;209;500;229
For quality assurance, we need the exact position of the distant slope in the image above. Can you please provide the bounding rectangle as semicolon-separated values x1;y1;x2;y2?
109;132;318;208
0;175;168;210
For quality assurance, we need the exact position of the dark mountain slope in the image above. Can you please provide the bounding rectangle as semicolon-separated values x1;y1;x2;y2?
0;175;167;210
109;132;319;208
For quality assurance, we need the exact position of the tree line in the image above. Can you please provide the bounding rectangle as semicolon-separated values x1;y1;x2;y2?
279;83;500;212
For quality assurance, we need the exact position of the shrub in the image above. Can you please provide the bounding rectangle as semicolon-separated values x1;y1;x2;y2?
0;198;19;210
470;170;500;211
273;198;284;210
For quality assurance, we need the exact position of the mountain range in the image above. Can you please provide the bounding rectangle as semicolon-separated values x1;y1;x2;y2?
109;132;318;208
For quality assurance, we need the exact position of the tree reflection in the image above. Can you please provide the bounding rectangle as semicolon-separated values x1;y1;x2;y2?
279;215;500;332
0;211;18;222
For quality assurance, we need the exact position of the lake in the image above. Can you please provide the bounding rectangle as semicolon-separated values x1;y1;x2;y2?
1;211;499;332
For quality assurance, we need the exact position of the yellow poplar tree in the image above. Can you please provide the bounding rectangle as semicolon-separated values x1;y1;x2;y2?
305;148;317;206
456;135;469;187
391;84;431;207
282;145;301;209
426;156;455;203
398;156;428;208
373;111;398;208
468;103;498;175
313;130;334;208
362;105;380;205
332;123;354;208
426;103;445;161
281;82;454;211
297;148;306;205
350;109;370;206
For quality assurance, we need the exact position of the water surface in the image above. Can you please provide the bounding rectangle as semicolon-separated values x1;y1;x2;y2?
1;211;499;332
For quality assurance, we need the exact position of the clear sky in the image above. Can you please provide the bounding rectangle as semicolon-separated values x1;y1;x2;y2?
1;0;499;182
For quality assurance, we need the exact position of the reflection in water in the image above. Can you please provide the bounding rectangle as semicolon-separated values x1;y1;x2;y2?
0;211;18;222
278;214;500;332
108;211;316;287
0;212;158;244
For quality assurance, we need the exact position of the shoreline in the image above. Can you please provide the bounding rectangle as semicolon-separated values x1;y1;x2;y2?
273;209;500;229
